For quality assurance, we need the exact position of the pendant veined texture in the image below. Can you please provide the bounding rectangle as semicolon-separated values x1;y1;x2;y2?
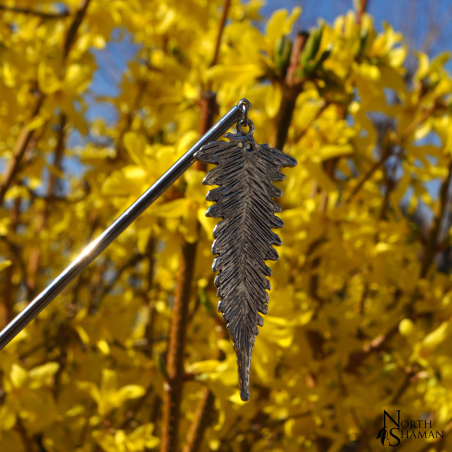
196;118;297;401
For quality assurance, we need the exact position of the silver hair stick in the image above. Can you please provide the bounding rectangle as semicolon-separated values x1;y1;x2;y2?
0;99;251;351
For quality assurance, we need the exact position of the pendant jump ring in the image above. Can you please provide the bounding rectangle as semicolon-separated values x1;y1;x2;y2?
237;119;255;135
237;98;251;126
241;104;249;126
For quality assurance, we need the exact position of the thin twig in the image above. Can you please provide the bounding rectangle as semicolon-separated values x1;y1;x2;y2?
347;105;435;203
121;385;153;430
420;161;452;278
27;114;67;298
63;0;91;61
99;253;144;298
417;420;452;452
295;102;329;143
346;152;390;203
0;0;92;206
182;321;227;452
356;0;369;26
0;94;44;205
15;418;34;452
0;4;70;19
144;237;157;357
345;324;399;374
1;197;20;327
207;0;231;73
195;0;231;170
1;235;32;300
181;389;215;452
115;79;148;161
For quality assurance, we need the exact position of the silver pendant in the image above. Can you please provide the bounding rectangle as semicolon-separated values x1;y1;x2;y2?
196;117;297;401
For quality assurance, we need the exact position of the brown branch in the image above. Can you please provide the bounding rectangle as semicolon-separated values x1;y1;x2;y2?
344;323;399;374
181;389;215;452
356;0;369;26
295;101;329;143
121;385;153;430
378;173;396;221
161;239;198;452
0;94;44;205
99;253;144;298
337;369;362;430
19;342;45;360
224;409;311;445
27;114;67;298
144;237;157;356
194;91;217;171
1;235;32;300
346;152;390;203
15;417;35;452
420;161;452;278
207;0;231;73
182;321;227;452
0;4;70;19
391;366;417;405
116;79;149;161
19;182;86;204
195;0;231;170
151;395;163;438
285;31;310;88
51;342;68;402
63;0;91;61
271;31;309;150
44;114;67;216
86;259;108;313
160;3;231;448
75;404;97;448
1;197;20;328
401;105;436;140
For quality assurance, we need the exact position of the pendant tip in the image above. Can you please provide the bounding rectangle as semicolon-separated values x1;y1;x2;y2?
240;391;250;402
237;348;252;402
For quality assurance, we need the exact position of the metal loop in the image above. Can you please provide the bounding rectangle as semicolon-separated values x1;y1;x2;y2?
237;119;255;135
237;98;251;126
241;104;249;126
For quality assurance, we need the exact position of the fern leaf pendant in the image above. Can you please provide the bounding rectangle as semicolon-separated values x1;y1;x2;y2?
196;120;297;401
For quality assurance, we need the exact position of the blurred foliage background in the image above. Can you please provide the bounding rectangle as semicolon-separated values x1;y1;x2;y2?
1;0;452;451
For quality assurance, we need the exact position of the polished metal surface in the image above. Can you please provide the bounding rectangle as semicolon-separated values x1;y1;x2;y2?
0;102;245;351
197;122;297;401
237;98;251;126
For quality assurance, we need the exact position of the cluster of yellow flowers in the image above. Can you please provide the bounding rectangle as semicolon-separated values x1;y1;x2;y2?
1;1;452;451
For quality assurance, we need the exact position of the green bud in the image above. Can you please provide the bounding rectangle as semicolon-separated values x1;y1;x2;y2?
274;35;293;77
300;25;324;69
357;29;368;59
304;44;333;77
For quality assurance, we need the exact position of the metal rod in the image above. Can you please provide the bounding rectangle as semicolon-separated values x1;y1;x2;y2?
0;101;246;350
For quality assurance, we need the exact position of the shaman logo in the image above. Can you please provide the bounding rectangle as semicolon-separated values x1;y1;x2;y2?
376;410;444;447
